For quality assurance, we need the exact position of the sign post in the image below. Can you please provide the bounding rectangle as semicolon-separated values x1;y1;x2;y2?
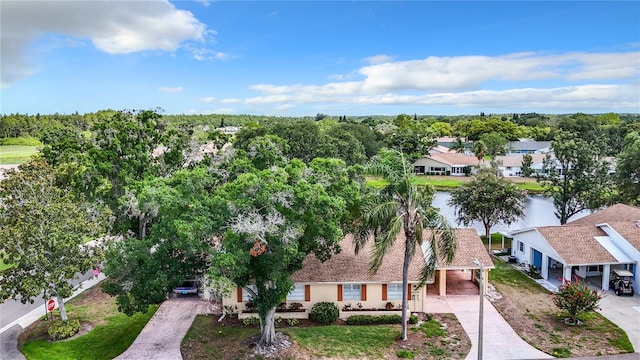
46;299;56;321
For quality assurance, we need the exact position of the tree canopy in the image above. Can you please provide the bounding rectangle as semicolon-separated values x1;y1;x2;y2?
615;131;640;205
0;159;110;321
210;137;364;345
539;131;612;224
448;167;526;240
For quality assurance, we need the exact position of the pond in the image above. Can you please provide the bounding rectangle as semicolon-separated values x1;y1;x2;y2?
432;191;590;235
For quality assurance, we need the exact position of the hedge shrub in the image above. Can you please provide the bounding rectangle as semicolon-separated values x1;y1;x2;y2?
48;319;81;341
346;314;402;325
309;302;339;324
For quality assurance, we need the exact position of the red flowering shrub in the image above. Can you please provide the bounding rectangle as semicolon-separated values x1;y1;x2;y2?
552;280;604;325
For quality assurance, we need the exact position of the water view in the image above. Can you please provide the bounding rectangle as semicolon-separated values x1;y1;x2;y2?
433;191;590;235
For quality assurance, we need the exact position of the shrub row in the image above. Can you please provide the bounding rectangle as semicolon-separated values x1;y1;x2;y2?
346;314;402;325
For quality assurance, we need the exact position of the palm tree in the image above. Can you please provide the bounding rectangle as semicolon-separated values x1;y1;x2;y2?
473;140;487;165
353;149;456;341
450;136;466;153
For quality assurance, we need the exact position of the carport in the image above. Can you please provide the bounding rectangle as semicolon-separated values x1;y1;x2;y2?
423;229;494;296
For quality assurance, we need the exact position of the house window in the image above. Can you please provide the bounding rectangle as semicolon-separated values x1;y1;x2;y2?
506;166;512;170
342;284;361;301
429;167;446;172
242;284;257;301
386;284;403;300
519;241;524;252
287;284;305;301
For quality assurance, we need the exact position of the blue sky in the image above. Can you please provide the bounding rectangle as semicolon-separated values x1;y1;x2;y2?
1;1;639;116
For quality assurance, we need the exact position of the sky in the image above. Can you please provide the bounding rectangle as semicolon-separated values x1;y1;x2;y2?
1;1;639;117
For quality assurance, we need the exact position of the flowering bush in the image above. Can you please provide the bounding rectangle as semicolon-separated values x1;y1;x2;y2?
552;280;604;325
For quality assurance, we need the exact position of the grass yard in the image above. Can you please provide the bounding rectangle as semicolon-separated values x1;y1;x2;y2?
489;256;634;358
0;145;39;164
18;285;157;360
366;175;544;193
182;313;470;359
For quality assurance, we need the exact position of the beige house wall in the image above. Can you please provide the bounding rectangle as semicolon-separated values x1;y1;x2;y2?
225;282;428;320
413;158;450;173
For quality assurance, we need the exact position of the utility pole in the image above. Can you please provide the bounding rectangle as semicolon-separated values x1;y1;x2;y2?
473;259;484;360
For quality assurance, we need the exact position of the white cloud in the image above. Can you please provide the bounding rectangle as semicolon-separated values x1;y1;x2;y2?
1;0;209;87
159;86;183;93
363;54;394;65
197;97;217;103
221;98;242;104
239;51;639;112
187;45;235;61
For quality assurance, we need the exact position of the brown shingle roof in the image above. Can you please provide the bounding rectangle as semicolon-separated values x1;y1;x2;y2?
292;228;493;283
435;229;495;269
568;204;640;226
606;221;640;252
292;233;424;283
536;225;616;264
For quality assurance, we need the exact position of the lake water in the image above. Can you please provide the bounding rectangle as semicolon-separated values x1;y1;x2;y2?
432;191;590;235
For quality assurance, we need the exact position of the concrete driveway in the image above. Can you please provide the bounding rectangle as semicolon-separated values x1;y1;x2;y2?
114;297;217;360
597;293;640;353
444;296;552;360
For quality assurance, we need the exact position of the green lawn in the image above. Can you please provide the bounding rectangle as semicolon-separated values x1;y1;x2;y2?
19;285;157;360
489;256;549;293
0;145;39;164
284;325;399;358
182;314;469;359
366;175;544;192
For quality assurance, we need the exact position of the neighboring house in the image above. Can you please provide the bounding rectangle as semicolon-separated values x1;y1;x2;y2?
223;229;493;319
495;154;546;177
430;145;455;154
413;153;480;176
217;126;241;135
506;140;551;155
509;204;640;292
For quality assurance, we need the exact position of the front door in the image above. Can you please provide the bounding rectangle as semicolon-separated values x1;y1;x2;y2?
532;249;542;270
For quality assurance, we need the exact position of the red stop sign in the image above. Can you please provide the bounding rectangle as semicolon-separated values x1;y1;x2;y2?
47;299;55;312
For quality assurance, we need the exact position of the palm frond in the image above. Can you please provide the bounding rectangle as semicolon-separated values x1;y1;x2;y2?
419;241;437;285
369;215;402;274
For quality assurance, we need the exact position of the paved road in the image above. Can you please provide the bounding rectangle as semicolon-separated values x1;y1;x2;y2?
0;270;94;329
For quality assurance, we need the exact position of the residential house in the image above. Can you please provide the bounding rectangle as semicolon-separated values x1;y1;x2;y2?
506;140;551;155
413;153;480;176
224;229;493;319
509;204;640;292
495;154;546;177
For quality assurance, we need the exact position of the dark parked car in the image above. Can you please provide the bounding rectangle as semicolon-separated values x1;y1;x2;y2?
173;280;198;295
609;269;634;296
